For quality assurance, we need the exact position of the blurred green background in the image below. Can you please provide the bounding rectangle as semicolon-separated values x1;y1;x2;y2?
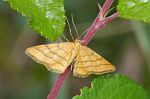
0;0;150;99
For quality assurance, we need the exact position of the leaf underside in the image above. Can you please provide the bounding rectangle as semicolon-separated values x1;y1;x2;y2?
5;0;66;41
73;74;148;99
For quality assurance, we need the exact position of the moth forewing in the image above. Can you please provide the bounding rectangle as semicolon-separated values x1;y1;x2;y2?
25;42;78;74
73;45;116;78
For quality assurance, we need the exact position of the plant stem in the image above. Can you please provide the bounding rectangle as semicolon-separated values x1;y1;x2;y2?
82;13;118;45
47;65;71;99
82;12;118;45
82;0;115;45
100;0;114;19
47;0;118;99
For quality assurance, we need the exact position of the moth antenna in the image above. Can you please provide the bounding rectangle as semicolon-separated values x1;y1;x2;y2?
71;14;79;40
66;18;74;41
62;34;69;42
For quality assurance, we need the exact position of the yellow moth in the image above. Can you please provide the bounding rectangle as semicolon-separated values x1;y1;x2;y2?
25;40;115;78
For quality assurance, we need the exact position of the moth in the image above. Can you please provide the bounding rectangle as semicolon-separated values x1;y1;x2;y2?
25;40;116;78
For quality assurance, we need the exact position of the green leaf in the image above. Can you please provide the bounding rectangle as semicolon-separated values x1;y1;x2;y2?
73;74;148;99
5;0;66;41
117;0;150;23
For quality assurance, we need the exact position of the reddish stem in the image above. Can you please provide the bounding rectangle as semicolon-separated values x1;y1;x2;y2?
82;0;114;45
100;0;114;19
82;12;118;45
47;65;71;99
47;0;118;99
104;12;119;23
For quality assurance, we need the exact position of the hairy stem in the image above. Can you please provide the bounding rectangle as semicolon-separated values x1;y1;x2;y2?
47;0;118;99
